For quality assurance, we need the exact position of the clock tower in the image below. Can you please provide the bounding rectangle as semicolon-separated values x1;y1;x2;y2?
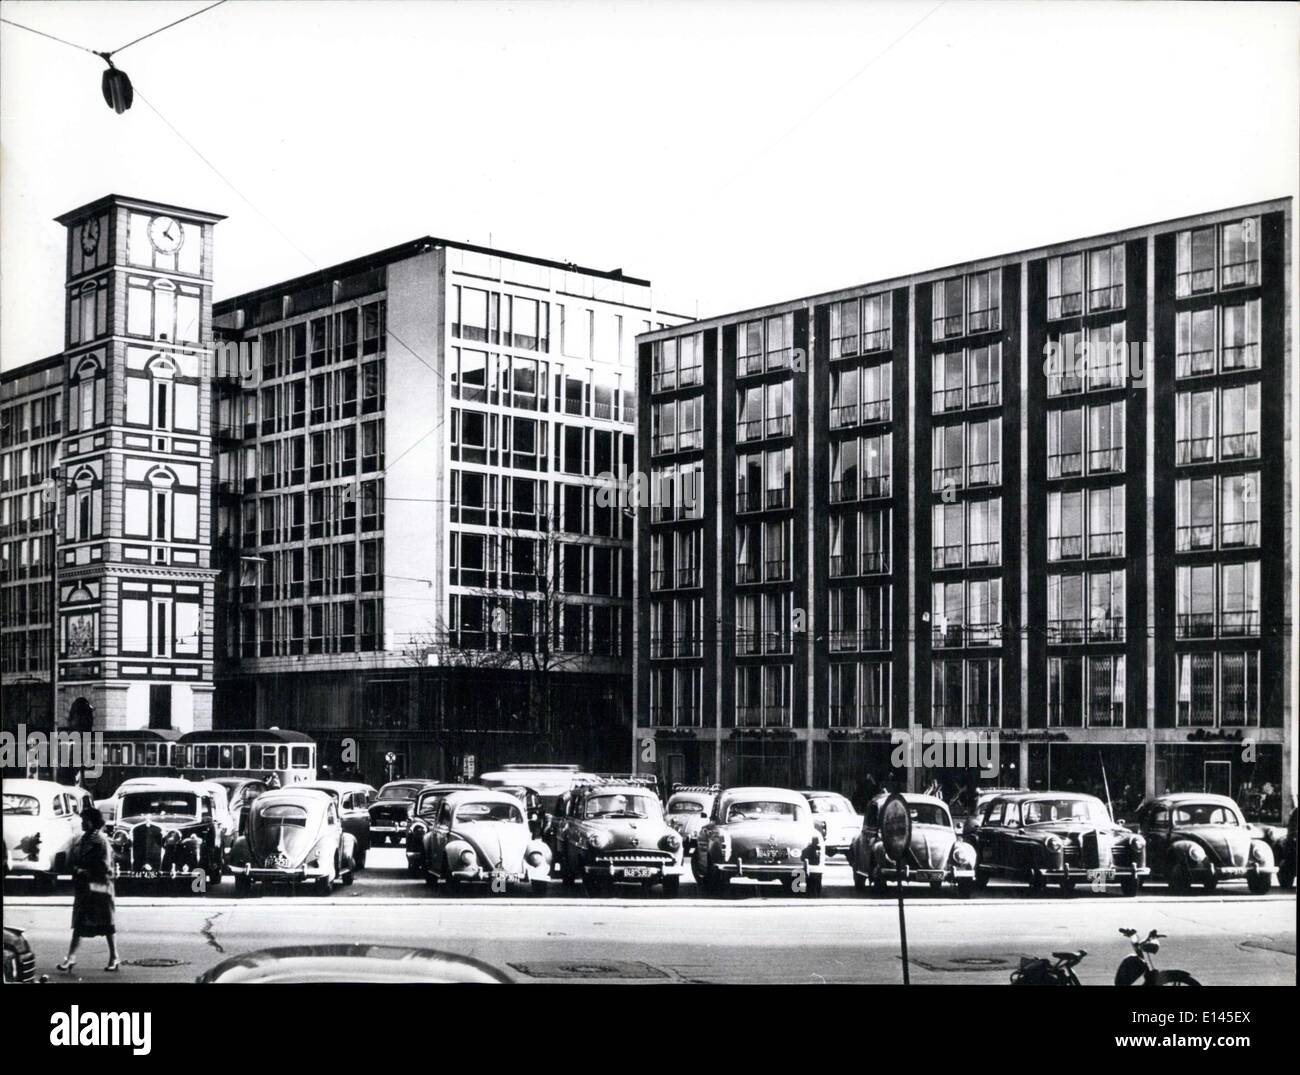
53;195;225;734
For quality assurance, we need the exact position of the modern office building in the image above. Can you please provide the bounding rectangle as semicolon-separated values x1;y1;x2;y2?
635;198;1294;818
1;192;684;786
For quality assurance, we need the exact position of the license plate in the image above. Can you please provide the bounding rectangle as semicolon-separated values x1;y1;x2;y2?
617;867;656;879
755;849;786;862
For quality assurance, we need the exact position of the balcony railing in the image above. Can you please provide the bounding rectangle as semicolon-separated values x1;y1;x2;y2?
1221;344;1259;371
967;381;1000;409
830;404;858;430
1176;612;1215;638
1088;285;1124;312
862;398;891;424
1176;524;1214;551
1048;452;1083;479
932;545;964;569
736;354;764;378
765;414;793;439
1087;531;1125;558
863;327;891;352
765;487;792;510
932;465;963;492
677;566;701;588
932;386;964;413
1048;535;1084;561
1220;611;1260;637
1220;432;1259;461
967;541;1001;566
737;418;764;443
967;308;1000;334
967;461;1001;486
832;335;859;358
1088;447;1124;474
1176;268;1216;297
933;314;964;339
764;558;789;582
1048;292;1083;320
736;488;762;514
678;364;703;387
651;370;677;393
1220;261;1260;289
829;553;856;578
1176;349;1215;378
735;560;760;584
1176;437;1215;465
1219;521;1259;547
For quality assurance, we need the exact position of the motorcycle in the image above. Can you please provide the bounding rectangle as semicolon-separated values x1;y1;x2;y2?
1010;927;1201;986
1113;927;1201;987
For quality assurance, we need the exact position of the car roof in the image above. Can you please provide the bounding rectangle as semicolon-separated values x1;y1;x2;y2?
869;792;949;809
720;786;807;803
415;783;483;797
990;790;1104;802
115;778;208;794
667;790;714;801
253;788;333;808
3;779;82;796
1148;793;1242;808
575;783;657;797
379;780;438;791
299;780;375;793
442;789;527;810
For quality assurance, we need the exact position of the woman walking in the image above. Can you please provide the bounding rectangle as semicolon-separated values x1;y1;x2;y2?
57;806;120;973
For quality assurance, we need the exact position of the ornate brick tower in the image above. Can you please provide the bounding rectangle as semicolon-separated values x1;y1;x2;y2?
53;195;225;733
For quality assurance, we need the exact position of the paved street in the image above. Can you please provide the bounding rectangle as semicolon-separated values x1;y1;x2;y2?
5;848;1294;984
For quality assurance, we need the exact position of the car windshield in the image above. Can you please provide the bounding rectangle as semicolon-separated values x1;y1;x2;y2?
1022;798;1108;825
3;793;39;816
809;795;854;814
728;800;801;822
908;804;951;826
119;792;198;817
1174;803;1242;827
669;800;705;814
455;802;523;824
583;793;660;819
378;785;420;802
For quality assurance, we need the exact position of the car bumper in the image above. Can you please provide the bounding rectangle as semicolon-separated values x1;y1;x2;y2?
1041;865;1150;882
718;861;822;883
229;864;331;883
5;855;60;875
1191;864;1277;881
586;862;685;882
369;823;407;838
448;866;541;884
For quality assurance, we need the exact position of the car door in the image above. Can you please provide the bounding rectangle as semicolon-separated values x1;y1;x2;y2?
857;799;880;874
976;801;1005;873
1142;804;1172;874
429;800;453;875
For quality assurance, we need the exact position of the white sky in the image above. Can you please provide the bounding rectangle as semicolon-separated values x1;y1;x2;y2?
1;0;1297;370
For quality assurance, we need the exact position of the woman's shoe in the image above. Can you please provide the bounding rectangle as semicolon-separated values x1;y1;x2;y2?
56;959;76;973
104;959;121;972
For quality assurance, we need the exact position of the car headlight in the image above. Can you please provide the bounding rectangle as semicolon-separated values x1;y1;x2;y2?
951;842;975;866
1129;835;1146;852
1045;836;1063;852
589;831;611;850
525;849;546;867
459;848;476;866
164;831;181;847
410;822;426;837
113;830;130;847
1187;843;1207;863
660;832;681;852
1250;842;1274;866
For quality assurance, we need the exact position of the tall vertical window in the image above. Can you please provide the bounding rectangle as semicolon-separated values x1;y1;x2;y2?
68;280;108;345
1046;253;1083;320
67;357;106;433
1219;473;1259;547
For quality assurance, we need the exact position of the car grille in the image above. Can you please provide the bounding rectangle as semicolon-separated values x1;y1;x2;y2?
371;807;408;824
132;825;164;870
594;851;672;867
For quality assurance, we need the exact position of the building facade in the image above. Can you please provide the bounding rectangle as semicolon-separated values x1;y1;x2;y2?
1;193;683;788
635;199;1294;820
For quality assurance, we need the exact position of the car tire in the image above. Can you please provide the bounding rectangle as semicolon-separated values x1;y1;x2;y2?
1278;863;1295;890
1061;878;1078;895
1120;876;1141;897
1028;870;1048;895
956;878;974;899
34;872;57;895
870;870;889;896
1149;969;1201;987
929;879;944;894
531;879;549;897
206;868;222;888
355;846;367;871
704;865;726;898
974;867;991;890
584;874;608;898
662;876;681;898
341;868;354;886
852;870;866;893
1169;860;1192;894
1201;875;1218;893
234;874;251;898
805;874;823;898
1246;872;1271;895
315;874;332;895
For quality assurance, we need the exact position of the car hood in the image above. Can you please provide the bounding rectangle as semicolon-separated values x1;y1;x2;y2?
887;823;958;869
668;815;707;837
1173;827;1252;867
1023;821;1129;842
248;816;325;866
451;822;531;870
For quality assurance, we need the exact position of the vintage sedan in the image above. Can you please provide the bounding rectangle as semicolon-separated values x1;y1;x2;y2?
849;793;977;897
957;786;1026;840
107;779;225;885
403;783;485;874
421;790;552;894
693;786;824;897
971;791;1148;895
800;790;864;857
369;780;440;845
1134;794;1276;894
297;781;377;869
2;779;93;890
553;781;685;896
665;785;718;855
1277;807;1297;890
228;788;356;895
492;785;545;838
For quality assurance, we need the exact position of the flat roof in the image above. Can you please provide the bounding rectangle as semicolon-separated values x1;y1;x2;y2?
55;193;226;226
638;195;1293;341
215;235;651;315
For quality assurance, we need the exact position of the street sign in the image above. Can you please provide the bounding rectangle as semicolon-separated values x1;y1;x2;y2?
881;792;912;862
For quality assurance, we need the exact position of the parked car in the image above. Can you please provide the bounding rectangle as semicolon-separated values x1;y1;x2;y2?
799;790;863;857
421;790;552;894
970;791;1148;895
190;779;239;852
2;778;93;891
197;945;512;983
3;926;38;983
480;764;601;836
553;779;684;896
1133;794;1276;894
665;785;718;855
207;777;268;836
369;780;440;845
693;786;824;897
228;788;356;895
107;779;225;885
404;783;485;874
849;792;977;897
297;781;377;869
957;786;1026;840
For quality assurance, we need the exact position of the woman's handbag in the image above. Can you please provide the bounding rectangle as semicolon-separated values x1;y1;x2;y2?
88;881;111;895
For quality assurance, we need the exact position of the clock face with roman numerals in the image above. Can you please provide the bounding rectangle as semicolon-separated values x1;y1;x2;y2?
148;215;184;254
80;217;101;257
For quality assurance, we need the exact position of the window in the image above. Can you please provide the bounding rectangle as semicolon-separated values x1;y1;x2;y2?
1220;473;1259;547
1221;300;1261;371
1047;490;1083;562
1088;655;1125;727
1047;253;1083;320
967;344;1001;408
1176;218;1260;296
932;350;964;413
830;298;860;358
126;278;201;343
1046;330;1083;397
68;281;108;345
932;423;964;491
1085;321;1126;390
932;502;964;569
932;278;964;340
1219;383;1260;461
1219;217;1260;289
1175;389;1215;465
1175;652;1215;726
1047;408;1084;478
1087;244;1125;311
830;367;859;429
1087;485;1124;558
1218;652;1259;726
1176;226;1217;297
65;466;103;542
967;498;1001;566
1176;564;1215;638
862;293;891;351
966;270;1001;333
1176;476;1215;551
932;660;963;727
1048;656;1085;727
67;358;106;433
1176;307;1216;378
1220;561;1259;636
1088;401;1124;473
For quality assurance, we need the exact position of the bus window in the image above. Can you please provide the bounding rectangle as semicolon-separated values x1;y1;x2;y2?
233;745;247;769
291;746;311;768
175;745;188;768
219;745;234;768
278;746;289;771
259;746;274;770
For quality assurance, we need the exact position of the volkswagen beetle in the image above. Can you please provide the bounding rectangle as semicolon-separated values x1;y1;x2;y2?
2;779;93;891
553;780;684;896
665;784;718;856
297;780;377;869
107;779;225;886
848;792;977;897
1134;794;1276;894
228;788;356;895
693;786;824;897
368;779;439;846
421;790;552;894
970;791;1148;895
403;783;485;874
